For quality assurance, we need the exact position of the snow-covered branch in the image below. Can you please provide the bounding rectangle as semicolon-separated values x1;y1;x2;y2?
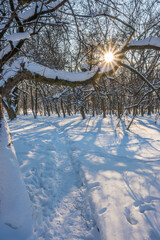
125;36;160;51
0;58;100;98
0;0;67;68
51;87;70;100
18;0;67;23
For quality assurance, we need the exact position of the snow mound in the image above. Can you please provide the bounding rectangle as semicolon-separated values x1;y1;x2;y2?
0;117;33;240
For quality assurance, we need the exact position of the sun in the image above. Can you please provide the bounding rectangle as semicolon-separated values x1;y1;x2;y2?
83;36;124;75
104;52;114;63
95;37;124;74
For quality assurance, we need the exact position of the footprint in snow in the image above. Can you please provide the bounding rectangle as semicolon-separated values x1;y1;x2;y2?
99;207;107;215
124;207;138;225
5;222;19;229
88;182;100;191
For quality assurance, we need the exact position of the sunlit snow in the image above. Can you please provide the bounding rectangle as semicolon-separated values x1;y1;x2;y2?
2;113;160;240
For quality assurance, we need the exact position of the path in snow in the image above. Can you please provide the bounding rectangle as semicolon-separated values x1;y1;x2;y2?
8;115;99;240
8;114;160;240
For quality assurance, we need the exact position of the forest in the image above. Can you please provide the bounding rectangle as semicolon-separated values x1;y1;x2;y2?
0;0;160;240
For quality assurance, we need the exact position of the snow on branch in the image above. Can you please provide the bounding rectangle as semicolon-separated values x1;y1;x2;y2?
6;32;31;42
0;58;100;98
18;0;67;22
51;88;70;100
0;42;19;61
125;36;160;51
24;60;99;83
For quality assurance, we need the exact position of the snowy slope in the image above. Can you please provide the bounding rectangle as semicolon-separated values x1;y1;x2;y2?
0;117;33;240
8;114;160;240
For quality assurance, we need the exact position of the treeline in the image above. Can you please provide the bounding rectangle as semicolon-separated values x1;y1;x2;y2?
1;0;159;123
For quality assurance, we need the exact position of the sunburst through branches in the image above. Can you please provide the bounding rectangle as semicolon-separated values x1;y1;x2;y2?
97;37;124;74
82;37;124;75
104;52;114;63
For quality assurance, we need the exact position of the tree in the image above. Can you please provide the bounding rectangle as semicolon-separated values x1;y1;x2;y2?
0;0;159;121
0;0;159;237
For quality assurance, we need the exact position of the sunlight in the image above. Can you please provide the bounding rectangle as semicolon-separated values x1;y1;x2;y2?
104;52;114;63
94;37;124;75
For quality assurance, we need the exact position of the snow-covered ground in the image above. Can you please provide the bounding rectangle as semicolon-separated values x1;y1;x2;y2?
6;114;160;239
0;117;32;240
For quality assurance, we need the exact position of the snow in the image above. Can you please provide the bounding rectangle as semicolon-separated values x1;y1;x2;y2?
0;41;19;60
42;0;65;11
0;59;24;88
52;87;69;99
25;60;98;82
7;113;160;240
18;0;65;22
1;56;116;88
6;32;31;42
18;3;37;21
81;63;90;71
0;58;98;88
8;114;100;240
0;116;33;240
128;36;160;48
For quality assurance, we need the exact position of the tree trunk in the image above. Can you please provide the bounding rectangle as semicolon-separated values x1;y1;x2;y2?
92;96;95;117
141;106;144;116
55;103;60;117
2;99;17;120
35;83;38;117
101;98;106;118
80;106;85;119
61;99;66;118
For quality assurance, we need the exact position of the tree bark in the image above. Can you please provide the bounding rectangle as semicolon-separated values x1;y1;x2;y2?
61;99;66;118
80;106;85;119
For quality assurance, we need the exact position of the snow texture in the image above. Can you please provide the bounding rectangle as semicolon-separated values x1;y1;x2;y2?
7;113;160;240
0;117;33;240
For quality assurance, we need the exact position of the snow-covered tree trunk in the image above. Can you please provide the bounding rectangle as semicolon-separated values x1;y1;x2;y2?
0;95;3;121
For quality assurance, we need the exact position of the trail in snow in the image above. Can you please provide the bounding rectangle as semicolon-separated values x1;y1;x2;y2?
8;115;99;240
8;114;160;240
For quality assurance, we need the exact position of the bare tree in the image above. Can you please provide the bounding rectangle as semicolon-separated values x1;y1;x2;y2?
0;0;159;122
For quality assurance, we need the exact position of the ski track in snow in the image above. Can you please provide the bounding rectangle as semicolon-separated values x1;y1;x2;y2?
8;115;99;240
